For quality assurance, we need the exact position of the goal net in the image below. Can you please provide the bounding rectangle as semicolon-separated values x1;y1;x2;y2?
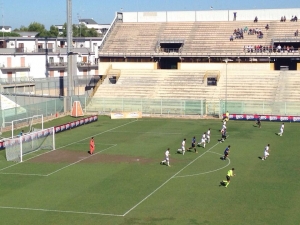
8;115;44;138
5;127;55;162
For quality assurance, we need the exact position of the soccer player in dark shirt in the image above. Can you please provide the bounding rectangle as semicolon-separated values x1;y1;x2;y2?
188;136;198;153
223;145;230;160
256;116;261;128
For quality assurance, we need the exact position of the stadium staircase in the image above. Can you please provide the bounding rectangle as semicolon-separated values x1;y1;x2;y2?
271;71;300;115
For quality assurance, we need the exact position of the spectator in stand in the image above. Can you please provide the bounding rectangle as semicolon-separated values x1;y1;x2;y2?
277;44;282;52
295;29;299;37
244;26;248;33
230;35;234;41
257;31;263;39
280;16;284;22
254;16;258;22
291;15;298;22
290;46;295;52
283;45;287;52
265;24;269;30
283;16;286;22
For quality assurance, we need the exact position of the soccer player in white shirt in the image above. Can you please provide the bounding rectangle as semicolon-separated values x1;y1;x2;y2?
206;128;211;143
160;148;171;166
181;138;186;155
262;144;270;160
278;123;285;136
198;132;207;148
177;138;186;155
221;123;227;132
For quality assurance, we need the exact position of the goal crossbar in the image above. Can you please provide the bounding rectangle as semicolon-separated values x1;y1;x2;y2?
8;114;44;138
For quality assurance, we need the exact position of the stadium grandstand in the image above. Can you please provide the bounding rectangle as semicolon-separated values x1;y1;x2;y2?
88;8;300;116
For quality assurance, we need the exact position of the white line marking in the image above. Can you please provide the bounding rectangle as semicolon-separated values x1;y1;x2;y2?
0;172;47;176
122;142;219;216
70;143;116;145
174;151;231;178
109;131;182;135
45;144;117;176
0;120;137;173
0;206;124;217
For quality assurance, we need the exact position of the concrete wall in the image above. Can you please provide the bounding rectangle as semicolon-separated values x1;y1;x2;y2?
179;63;271;71
99;62;157;74
122;8;300;23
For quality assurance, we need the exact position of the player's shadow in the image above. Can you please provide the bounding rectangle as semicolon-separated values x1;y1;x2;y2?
176;150;183;154
220;156;225;160
258;156;262;160
253;125;258;127
219;181;226;187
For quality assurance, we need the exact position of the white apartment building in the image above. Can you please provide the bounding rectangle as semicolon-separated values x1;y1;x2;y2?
0;26;12;33
55;19;110;36
79;19;110;35
0;37;102;81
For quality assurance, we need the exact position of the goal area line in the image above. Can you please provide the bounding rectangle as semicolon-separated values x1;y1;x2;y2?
0;144;117;177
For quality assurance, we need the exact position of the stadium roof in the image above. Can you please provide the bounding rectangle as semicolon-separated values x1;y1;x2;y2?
79;19;98;25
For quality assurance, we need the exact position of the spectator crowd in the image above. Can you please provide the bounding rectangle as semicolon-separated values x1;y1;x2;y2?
243;44;298;53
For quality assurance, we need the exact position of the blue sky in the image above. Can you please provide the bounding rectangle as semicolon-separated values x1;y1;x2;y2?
2;0;300;29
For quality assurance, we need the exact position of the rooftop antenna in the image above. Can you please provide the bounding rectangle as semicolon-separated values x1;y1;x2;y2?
77;13;81;37
1;1;4;39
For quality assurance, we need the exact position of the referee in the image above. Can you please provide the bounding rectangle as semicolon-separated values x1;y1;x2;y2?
221;168;235;188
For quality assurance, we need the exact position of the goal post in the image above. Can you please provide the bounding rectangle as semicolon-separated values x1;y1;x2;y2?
5;127;55;162
9;114;44;138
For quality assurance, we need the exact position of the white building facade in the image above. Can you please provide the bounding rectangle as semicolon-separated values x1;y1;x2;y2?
0;37;102;81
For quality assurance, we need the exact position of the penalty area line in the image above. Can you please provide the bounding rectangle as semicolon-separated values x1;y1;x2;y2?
0;120;137;173
0;206;124;217
45;144;117;176
122;142;219;217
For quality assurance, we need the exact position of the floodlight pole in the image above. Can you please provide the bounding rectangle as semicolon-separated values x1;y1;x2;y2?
67;0;74;111
224;58;228;113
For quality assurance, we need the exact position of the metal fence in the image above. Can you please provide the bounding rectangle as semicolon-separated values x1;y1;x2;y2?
1;95;299;131
0;96;64;128
86;97;300;116
87;97;206;116
0;75;101;97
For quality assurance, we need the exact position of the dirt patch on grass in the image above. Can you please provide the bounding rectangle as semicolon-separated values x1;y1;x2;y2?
28;150;157;164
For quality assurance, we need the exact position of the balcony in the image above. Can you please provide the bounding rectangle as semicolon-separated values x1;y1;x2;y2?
0;76;35;85
77;62;98;69
47;62;67;69
0;64;31;70
38;48;53;53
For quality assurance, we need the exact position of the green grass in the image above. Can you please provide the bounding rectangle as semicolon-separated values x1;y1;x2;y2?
0;116;299;225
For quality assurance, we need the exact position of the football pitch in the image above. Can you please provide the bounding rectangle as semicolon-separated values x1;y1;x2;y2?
0;116;299;225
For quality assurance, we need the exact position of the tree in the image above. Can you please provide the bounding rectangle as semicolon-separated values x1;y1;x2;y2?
49;25;59;37
86;28;98;37
28;22;46;33
13;22;99;38
14;25;28;32
0;32;20;37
